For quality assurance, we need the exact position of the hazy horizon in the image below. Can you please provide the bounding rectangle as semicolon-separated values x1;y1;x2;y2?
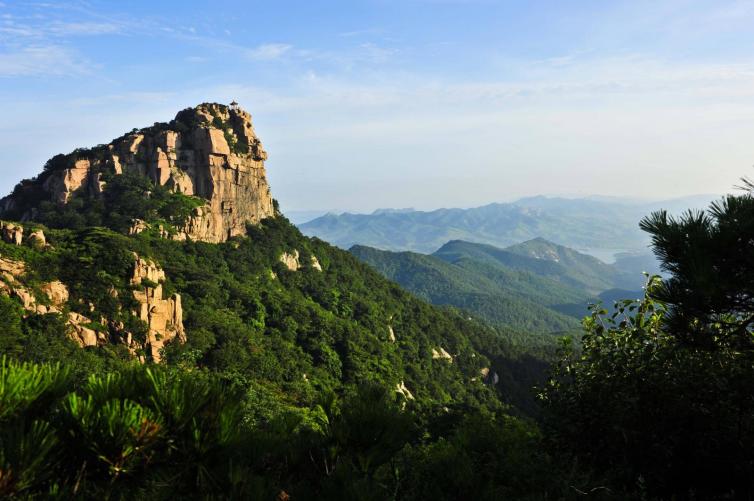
2;1;753;212
283;191;723;220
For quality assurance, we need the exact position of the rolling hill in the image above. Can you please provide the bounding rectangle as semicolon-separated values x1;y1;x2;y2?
351;238;646;338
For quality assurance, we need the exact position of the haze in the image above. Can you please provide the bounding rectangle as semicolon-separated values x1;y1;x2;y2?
1;0;752;212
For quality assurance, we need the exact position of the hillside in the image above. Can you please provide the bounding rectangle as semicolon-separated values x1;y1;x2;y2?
444;238;644;293
350;244;584;336
352;238;646;339
0;103;576;497
299;195;717;256
0;103;541;410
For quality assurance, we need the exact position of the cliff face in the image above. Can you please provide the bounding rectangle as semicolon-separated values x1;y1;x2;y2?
1;102;275;243
130;254;185;362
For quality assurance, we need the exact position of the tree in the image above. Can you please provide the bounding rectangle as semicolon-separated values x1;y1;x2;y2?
640;179;754;349
544;178;754;498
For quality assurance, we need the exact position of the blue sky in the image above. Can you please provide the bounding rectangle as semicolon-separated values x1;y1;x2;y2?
2;0;754;212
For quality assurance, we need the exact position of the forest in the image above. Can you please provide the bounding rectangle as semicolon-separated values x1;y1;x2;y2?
1;167;753;499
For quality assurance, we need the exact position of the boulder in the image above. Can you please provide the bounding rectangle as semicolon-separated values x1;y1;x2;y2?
27;229;46;248
68;312;98;347
41;280;69;309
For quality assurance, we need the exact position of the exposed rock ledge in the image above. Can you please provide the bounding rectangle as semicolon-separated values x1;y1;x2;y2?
1;222;47;248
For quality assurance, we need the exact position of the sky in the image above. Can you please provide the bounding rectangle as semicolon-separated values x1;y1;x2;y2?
1;0;753;213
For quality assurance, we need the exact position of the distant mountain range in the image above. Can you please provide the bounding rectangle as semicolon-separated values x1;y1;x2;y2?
351;237;649;338
301;194;719;257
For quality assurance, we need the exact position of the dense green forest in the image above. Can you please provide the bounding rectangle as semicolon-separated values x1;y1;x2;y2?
2;161;754;498
351;238;645;341
0;171;558;497
350;244;585;336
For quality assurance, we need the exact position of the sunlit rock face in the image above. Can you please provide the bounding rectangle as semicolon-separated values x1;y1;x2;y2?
0;102;276;243
130;254;185;362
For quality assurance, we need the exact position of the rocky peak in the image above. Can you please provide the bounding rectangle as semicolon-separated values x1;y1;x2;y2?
1;102;276;243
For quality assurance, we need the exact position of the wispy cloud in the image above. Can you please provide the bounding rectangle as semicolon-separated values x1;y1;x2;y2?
47;21;122;36
245;43;293;61
338;28;383;38
69;91;175;107
0;45;90;77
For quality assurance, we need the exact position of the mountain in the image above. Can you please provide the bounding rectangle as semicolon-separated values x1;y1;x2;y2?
351;238;646;337
299;194;718;256
284;209;332;225
350;244;585;336
0;103;543;414
487;238;643;292
2;103;274;243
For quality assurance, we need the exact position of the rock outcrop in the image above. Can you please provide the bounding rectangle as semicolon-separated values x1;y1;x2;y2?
310;256;322;271
1;222;23;245
0;256;100;345
279;250;301;271
395;381;415;401
0;250;185;361
130;254;185;362
26;229;46;248
1;103;276;243
432;346;454;363
279;249;323;272
68;312;100;348
40;280;69;307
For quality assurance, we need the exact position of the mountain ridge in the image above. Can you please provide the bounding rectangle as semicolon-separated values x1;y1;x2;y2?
300;194;718;255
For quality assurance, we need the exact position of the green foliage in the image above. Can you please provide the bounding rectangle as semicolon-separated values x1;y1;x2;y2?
400;412;568;500
640;185;754;349
0;357;71;498
543;276;754;498
0;358;580;499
